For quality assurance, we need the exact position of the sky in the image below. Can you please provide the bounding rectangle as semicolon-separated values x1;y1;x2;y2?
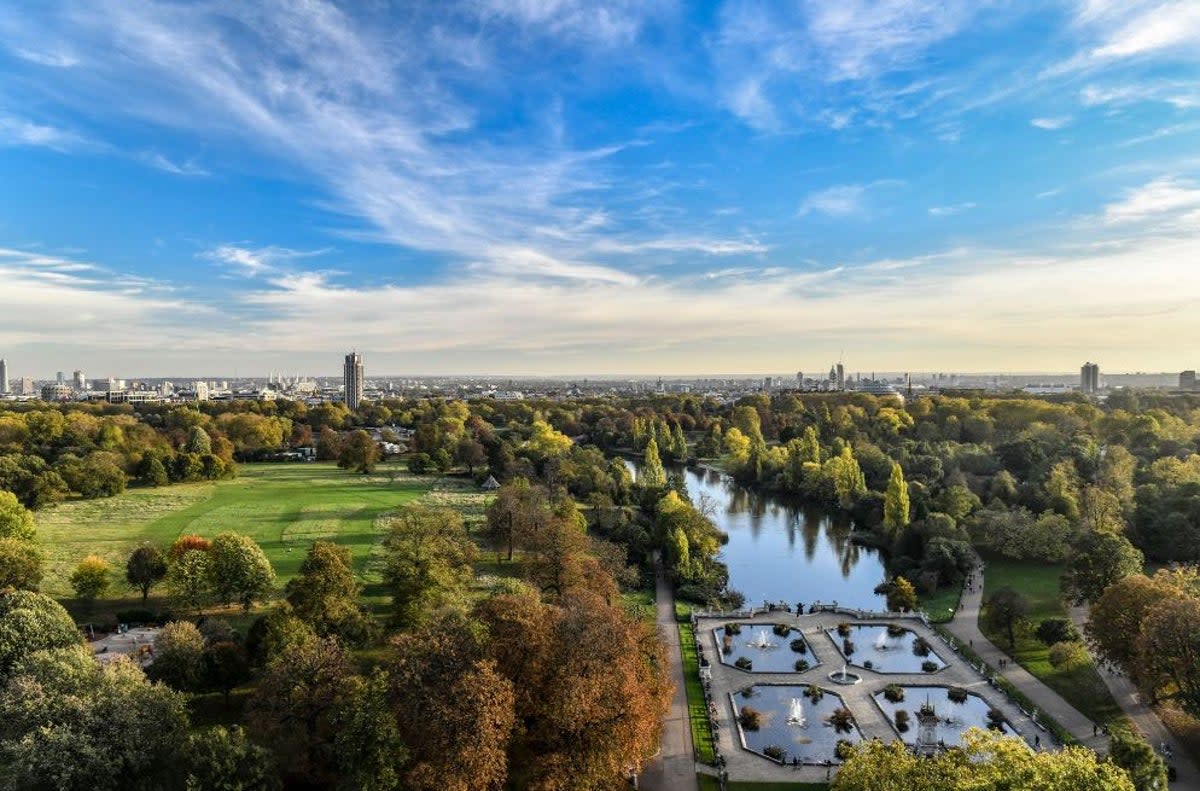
1;0;1199;378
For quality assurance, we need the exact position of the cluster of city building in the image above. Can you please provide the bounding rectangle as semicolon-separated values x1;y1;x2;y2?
1;354;1197;407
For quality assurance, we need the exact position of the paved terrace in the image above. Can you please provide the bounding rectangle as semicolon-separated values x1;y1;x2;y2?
694;607;1052;786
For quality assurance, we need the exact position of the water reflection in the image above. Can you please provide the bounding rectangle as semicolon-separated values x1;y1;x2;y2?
628;460;888;609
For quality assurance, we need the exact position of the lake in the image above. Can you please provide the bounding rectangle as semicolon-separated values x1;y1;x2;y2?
628;461;889;609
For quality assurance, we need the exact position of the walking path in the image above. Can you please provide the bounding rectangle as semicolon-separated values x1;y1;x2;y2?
1068;604;1200;790
640;565;701;791
943;565;1108;752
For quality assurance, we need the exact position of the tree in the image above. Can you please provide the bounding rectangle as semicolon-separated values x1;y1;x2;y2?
640;438;667;488
881;576;918;612
71;554;111;609
169;533;212;560
316;425;343;460
245;605;317;667
485;478;549;562
0;490;35;541
0;589;81;679
984;586;1029;648
338;429;379;473
186;425;213;454
286;540;374;645
383;506;477;627
332;669;408;791
1138;596;1200;714
883;462;910;537
833;728;1133;791
1108;729;1168;791
1062;529;1144;605
388;615;515;791
207;532;276;611
203;640;252;707
0;536;42;590
138;455;170;486
183;726;281;791
151;620;206;691
826;446;866;510
0;648;190;791
1035;617;1078;646
1087;571;1187;670
126;543;168;603
168;548;213;614
248;637;355;787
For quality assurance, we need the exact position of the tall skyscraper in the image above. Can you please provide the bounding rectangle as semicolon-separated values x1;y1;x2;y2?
0;359;7;394
56;371;65;384
1080;362;1100;394
73;370;86;390
836;362;845;391
344;351;364;410
1181;370;1197;391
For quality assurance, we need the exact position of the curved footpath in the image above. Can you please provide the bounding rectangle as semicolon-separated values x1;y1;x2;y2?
1068;603;1200;790
640;564;701;791
948;561;1199;790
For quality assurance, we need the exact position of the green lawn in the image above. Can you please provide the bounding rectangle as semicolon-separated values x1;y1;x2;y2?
679;619;717;765
979;558;1124;728
920;583;963;623
37;462;429;600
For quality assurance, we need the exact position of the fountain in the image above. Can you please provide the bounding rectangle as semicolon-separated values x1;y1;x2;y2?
874;630;889;651
787;697;807;727
747;628;775;650
828;663;862;685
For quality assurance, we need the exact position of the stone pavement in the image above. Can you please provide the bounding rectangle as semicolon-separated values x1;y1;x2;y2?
942;564;1109;752
640;566;701;791
1068;603;1200;790
698;608;1048;785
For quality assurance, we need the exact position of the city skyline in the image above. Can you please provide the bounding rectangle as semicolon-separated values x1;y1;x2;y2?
1;2;1199;374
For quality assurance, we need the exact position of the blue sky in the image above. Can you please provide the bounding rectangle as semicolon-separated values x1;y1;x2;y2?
1;0;1199;377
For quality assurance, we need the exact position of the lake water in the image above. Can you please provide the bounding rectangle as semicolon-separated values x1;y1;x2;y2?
627;461;888;609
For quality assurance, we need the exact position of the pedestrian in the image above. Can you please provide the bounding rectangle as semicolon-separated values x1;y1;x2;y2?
1035;735;1040;749
1093;724;1098;737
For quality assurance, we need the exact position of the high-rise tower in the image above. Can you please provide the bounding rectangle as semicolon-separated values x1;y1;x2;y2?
344;351;364;410
1080;362;1100;394
0;359;8;394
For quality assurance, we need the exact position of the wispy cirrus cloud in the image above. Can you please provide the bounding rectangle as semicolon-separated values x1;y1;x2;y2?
798;181;901;218
141;152;208;177
929;202;977;217
1031;117;1071;130
1103;177;1200;225
0;115;90;151
202;245;331;278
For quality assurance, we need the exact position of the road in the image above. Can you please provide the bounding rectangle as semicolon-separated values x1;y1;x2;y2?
639;565;701;791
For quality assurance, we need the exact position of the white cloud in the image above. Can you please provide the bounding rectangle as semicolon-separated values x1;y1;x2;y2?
11;47;78;67
1031;117;1071;130
1087;1;1200;59
929;202;976;217
1103;177;1200;224
0;115;89;151
472;0;673;47
202;245;330;277
798;181;900;218
141;152;208;176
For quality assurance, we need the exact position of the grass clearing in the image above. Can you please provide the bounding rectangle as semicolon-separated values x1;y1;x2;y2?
920;584;963;623
38;462;429;600
979;557;1124;728
679;619;717;766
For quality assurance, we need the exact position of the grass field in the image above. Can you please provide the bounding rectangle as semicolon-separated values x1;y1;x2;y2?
979;558;1124;728
679;618;717;766
920;583;963;623
37;462;429;600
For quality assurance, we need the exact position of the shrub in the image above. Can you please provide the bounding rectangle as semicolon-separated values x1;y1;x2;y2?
863;659;874;670
1035;617;1078;646
828;707;855;733
1048;640;1088;670
722;634;734;654
837;622;851;636
805;685;825;702
734;656;753;670
843;638;856;655
921;660;938;673
886;624;906;637
725;622;742;635
912;636;932;656
987;707;1006;730
773;623;791;637
739;706;762;730
762;744;786;761
947;687;969;704
790;638;807;653
895;710;910;732
835;739;855;761
794;659;810;672
883;684;905;703
115;608;157;625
